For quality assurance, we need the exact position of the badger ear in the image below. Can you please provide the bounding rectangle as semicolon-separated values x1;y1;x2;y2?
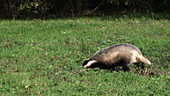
82;58;92;66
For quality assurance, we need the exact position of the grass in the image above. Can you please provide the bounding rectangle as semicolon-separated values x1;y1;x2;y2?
0;14;170;96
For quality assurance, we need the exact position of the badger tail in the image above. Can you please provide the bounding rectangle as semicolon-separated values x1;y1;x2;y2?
137;55;151;65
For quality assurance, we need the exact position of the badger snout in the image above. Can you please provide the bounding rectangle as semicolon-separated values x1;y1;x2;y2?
83;59;97;68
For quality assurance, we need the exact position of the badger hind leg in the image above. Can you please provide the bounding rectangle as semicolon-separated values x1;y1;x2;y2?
123;64;131;71
118;58;131;71
134;62;145;69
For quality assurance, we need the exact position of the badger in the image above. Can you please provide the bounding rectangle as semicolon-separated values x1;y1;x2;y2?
82;43;151;71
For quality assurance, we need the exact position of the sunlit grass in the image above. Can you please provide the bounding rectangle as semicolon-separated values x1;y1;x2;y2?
0;14;169;95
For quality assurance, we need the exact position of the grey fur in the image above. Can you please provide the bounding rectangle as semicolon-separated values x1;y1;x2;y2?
83;43;151;71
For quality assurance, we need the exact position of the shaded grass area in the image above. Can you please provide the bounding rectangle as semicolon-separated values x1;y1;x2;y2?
0;14;170;95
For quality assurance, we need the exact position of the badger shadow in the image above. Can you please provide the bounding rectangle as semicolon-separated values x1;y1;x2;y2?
83;65;160;78
83;62;128;72
82;59;136;72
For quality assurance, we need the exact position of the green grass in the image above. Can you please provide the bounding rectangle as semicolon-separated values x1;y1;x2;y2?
0;14;170;96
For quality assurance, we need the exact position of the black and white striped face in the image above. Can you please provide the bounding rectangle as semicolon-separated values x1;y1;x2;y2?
82;59;97;68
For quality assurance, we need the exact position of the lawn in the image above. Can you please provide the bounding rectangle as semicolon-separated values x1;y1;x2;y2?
0;14;170;96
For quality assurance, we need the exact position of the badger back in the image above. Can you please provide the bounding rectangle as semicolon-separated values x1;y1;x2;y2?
91;43;142;63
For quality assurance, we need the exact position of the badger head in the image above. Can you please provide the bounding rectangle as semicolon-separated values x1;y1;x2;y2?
82;58;98;68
